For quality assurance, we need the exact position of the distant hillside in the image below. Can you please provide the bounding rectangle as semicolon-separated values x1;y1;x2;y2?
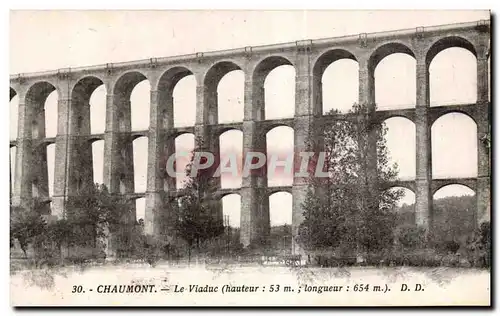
395;195;476;242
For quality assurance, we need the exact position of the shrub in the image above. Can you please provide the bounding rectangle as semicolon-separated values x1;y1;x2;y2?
397;225;426;249
465;222;490;268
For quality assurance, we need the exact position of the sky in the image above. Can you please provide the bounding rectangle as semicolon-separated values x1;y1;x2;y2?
9;10;490;227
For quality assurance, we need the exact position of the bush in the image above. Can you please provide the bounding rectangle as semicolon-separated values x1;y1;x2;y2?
397;225;426;249
139;237;167;267
65;246;106;265
440;253;460;267
441;240;461;254
311;254;357;268
465;222;490;268
380;248;443;267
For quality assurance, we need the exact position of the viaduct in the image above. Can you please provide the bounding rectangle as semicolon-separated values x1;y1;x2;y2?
9;20;491;251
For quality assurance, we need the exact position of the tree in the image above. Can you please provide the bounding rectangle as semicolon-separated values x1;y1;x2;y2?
466;222;490;268
297;103;402;256
172;138;224;262
65;183;133;257
10;201;48;258
46;219;73;260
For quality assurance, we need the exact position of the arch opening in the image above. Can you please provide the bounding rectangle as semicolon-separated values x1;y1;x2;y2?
382;117;416;179
158;67;196;129
386;187;416;226
252;56;295;120
132;136;148;193
269;191;293;254
72;76;105;135
374;53;416;110
313;49;358;114
92;140;104;185
46;143;55;197
113;72;149;132
175;133;195;189
204;62;242;125
219;130;243;189
130;81;151;131
26;81;58;139
431;113;477;178
432;184;476;244
135;197;145;223
264;65;296;120
217;70;244;123
222;193;241;228
429;47;477;106
90;85;106;134
321;59;359;114
173;74;196;127
266;126;294;187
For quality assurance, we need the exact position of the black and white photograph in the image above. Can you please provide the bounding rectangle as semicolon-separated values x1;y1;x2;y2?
8;10;491;306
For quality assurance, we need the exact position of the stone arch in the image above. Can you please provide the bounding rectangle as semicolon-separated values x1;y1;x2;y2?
253;56;294;81
425;36;477;67
384;185;417;230
26;81;58;139
113;71;149;132
113;71;149;97
24;82;58;201
71;76;105;100
215;125;243;137
369;43;416;110
252;56;295;120
71;76;105;135
433;183;475;198
30;141;54;199
203;61;243;125
428;39;477;106
432;183;476;241
268;186;293;196
383;186;416;225
379;180;415;193
312;49;358;114
431;109;477;126
384;186;415;203
260;121;294;136
169;130;194;141
157;66;195;128
369;42;416;73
